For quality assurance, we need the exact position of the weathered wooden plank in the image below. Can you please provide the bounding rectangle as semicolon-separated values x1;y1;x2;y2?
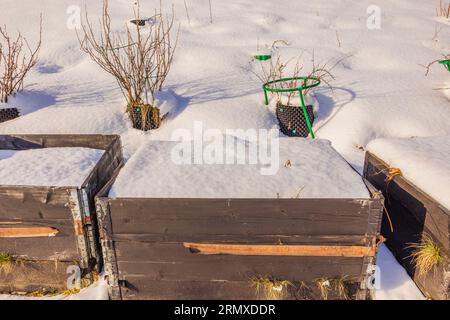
183;242;376;257
0;227;58;238
0;134;119;150
0;260;73;294
115;242;365;282
107;198;374;236
119;279;361;300
120;279;260;300
111;233;369;244
0;235;79;261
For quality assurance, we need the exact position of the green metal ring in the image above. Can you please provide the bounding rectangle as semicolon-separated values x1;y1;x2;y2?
263;76;321;93
439;59;450;72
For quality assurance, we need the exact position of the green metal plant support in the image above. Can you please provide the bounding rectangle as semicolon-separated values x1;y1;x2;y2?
439;59;450;72
263;76;321;139
255;54;272;61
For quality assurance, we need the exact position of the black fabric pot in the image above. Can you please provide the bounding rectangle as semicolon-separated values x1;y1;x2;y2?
0;108;20;123
275;102;315;137
128;105;161;131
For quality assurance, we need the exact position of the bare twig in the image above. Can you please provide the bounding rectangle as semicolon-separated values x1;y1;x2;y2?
335;30;341;48
420;54;450;76
432;24;443;41
208;0;213;24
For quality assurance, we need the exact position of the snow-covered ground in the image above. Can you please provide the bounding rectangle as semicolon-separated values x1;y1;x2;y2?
1;0;447;299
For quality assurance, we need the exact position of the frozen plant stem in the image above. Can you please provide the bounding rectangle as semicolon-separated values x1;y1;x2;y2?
184;0;191;25
209;0;213;24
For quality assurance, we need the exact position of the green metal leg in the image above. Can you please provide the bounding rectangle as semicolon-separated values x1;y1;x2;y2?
299;89;315;139
263;88;269;105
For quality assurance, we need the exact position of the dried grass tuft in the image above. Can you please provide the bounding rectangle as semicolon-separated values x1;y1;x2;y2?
0;252;13;274
333;276;350;300
315;277;331;300
250;275;292;300
408;234;444;277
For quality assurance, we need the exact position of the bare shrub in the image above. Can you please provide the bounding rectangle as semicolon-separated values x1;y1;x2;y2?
78;0;179;130
0;16;42;103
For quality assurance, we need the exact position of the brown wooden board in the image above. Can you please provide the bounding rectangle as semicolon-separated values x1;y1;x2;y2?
119;278;362;300
96;177;383;300
364;152;450;300
0;134;124;294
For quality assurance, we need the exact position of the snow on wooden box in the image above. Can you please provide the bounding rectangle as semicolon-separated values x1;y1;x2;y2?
364;151;450;300
95;138;383;300
0;134;123;294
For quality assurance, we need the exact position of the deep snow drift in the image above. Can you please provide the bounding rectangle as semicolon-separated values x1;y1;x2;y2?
0;148;104;187
109;138;370;198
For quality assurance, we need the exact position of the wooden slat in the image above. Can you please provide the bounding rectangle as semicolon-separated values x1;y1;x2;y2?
114;241;365;282
0;134;119;151
108;198;375;237
183;242;376;257
118;278;362;300
111;233;368;244
0;227;58;238
117;256;364;282
0;260;73;293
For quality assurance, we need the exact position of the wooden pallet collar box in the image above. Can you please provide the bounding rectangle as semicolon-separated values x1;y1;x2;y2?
0;134;123;293
96;176;384;300
364;152;450;300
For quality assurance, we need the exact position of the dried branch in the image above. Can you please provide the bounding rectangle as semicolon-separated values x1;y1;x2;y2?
420;54;450;76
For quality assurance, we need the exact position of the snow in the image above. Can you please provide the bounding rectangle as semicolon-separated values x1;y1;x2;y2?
109;137;370;198
0;277;109;300
0;0;447;167
0;148;104;187
0;0;446;300
367;136;450;210
375;244;424;300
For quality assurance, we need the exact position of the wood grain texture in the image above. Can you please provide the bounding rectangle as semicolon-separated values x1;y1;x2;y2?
0;227;58;238
183;242;376;257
